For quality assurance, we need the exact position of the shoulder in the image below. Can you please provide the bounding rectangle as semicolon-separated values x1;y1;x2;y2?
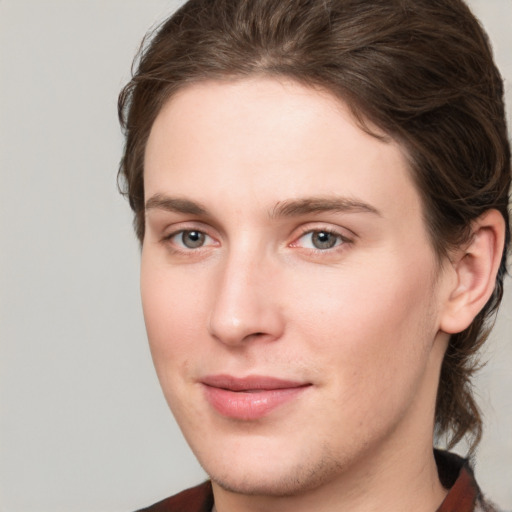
135;481;213;512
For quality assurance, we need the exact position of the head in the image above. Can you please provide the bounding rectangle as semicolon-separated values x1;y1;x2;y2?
119;0;510;459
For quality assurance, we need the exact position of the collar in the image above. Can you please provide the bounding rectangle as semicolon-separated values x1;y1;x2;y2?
435;450;494;512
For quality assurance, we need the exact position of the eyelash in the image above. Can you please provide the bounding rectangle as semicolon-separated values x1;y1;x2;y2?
163;229;217;251
290;227;353;252
161;226;353;255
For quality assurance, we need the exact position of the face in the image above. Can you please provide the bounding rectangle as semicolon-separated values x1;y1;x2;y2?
142;78;451;497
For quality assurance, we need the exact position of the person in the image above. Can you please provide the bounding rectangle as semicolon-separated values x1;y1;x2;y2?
117;0;511;510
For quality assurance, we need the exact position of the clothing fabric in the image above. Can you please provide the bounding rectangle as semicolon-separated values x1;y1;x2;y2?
135;451;498;512
434;451;498;512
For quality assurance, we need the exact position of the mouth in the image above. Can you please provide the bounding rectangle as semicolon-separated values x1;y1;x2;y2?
201;375;311;420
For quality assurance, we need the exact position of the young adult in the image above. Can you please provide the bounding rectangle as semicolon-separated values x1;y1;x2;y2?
118;1;511;510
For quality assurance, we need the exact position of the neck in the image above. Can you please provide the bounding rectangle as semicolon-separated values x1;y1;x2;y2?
211;441;447;512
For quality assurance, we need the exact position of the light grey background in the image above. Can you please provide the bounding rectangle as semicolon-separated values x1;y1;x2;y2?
0;1;510;511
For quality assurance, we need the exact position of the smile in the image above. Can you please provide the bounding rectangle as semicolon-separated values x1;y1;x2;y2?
201;375;311;420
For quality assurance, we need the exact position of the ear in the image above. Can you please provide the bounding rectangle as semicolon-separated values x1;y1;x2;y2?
439;209;506;334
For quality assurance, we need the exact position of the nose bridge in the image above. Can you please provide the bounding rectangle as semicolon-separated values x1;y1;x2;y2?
208;240;283;346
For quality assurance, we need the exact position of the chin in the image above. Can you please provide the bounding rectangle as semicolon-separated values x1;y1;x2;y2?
199;443;346;498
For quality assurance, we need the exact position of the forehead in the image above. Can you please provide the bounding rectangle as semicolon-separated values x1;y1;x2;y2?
144;77;424;231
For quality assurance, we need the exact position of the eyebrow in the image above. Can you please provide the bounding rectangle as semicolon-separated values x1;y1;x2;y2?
145;194;208;215
145;194;381;219
270;197;381;219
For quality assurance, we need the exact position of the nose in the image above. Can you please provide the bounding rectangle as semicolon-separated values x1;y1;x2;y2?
207;251;285;347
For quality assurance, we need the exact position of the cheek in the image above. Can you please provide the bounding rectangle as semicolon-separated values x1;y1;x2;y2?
140;261;204;372
290;258;438;391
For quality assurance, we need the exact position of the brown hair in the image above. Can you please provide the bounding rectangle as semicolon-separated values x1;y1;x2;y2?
118;0;511;451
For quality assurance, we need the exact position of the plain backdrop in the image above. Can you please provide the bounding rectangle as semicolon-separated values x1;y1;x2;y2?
0;1;511;511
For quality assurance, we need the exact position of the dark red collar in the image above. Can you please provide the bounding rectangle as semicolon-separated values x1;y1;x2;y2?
437;464;478;512
435;450;496;512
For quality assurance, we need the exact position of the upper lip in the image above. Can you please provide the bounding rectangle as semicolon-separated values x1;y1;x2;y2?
201;374;311;391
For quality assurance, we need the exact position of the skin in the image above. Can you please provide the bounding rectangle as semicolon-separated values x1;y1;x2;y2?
141;78;502;512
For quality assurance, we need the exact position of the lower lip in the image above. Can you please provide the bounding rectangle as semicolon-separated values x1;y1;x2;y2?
202;385;309;420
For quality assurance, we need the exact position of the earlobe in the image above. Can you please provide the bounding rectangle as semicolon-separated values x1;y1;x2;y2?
439;209;505;335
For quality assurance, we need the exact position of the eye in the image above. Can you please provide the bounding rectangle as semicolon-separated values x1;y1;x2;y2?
167;230;214;250
294;229;346;250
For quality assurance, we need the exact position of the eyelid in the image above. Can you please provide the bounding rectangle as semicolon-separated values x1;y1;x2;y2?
289;224;355;251
168;230;216;248
161;223;220;252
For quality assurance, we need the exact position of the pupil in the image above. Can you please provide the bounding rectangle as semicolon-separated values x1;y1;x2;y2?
183;231;205;248
313;231;337;249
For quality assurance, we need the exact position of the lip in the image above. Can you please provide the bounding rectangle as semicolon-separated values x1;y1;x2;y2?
201;375;311;420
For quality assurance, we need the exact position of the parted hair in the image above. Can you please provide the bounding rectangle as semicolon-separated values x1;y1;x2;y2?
118;0;511;451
